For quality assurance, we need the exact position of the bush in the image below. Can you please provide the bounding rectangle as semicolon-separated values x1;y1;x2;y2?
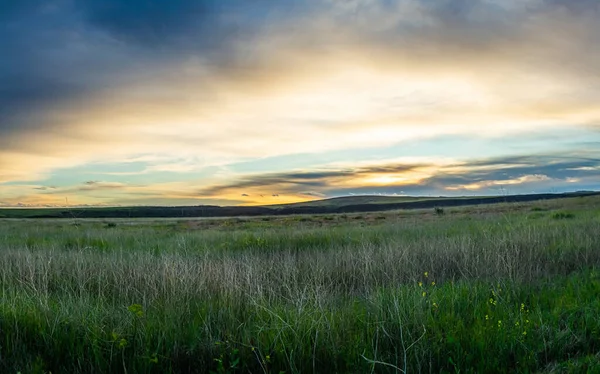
551;211;575;220
434;207;445;215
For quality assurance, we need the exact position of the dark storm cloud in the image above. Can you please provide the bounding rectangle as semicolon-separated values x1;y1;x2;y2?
544;0;600;13
2;0;599;137
0;2;37;24
198;154;600;198
197;170;354;195
76;0;299;48
328;156;600;197
453;155;600;179
0;0;307;140
80;0;217;45
197;163;425;196
0;1;146;139
2;0;600;166
1;2;77;133
415;155;600;192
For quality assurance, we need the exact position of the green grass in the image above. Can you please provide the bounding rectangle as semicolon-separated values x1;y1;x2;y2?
1;198;600;373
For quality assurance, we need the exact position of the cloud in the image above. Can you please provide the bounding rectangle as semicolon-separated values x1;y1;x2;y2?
195;153;600;199
197;163;426;196
79;181;129;190
6;151;597;207
301;191;327;198
1;0;600;203
81;0;215;46
0;0;307;138
8;150;596;207
0;180;250;207
544;0;600;13
32;186;57;191
26;181;133;197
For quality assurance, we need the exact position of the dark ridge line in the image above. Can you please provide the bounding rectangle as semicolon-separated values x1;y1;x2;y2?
5;191;599;219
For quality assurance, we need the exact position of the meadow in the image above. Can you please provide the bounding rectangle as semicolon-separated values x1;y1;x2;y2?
1;196;600;373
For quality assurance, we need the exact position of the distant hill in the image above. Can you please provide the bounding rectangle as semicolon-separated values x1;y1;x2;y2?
266;194;517;209
1;191;599;219
268;195;433;208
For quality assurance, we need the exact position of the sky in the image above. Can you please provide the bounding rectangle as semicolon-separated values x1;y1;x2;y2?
1;0;599;207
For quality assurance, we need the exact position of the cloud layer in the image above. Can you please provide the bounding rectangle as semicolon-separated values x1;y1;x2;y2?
1;1;599;205
3;152;598;207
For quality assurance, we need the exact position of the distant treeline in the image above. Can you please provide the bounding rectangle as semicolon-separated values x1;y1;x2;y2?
3;191;598;219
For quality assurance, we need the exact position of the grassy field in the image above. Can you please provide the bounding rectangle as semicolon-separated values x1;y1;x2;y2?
1;196;600;373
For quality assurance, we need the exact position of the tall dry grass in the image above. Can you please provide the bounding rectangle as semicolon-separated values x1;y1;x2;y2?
1;206;600;372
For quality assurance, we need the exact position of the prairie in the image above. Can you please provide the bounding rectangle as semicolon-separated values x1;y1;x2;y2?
1;195;600;373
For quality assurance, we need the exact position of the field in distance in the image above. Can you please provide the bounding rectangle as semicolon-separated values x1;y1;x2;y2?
1;194;600;373
1;190;598;219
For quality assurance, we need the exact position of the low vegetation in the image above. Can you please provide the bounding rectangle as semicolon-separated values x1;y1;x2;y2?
1;195;600;373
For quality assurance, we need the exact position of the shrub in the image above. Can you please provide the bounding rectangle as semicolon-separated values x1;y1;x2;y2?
551;211;575;220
